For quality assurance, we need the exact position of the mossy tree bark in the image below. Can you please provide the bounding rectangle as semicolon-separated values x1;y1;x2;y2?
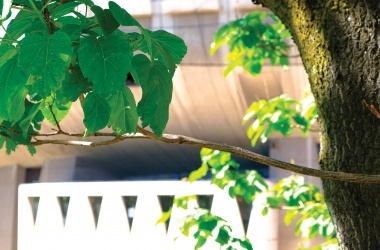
259;0;380;249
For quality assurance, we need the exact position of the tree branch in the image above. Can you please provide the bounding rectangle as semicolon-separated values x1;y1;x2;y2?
22;126;380;184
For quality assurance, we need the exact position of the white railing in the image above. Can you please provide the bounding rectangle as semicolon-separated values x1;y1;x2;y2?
18;181;278;250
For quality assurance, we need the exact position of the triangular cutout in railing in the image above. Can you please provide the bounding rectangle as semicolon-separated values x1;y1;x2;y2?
122;196;137;231
197;195;214;210
88;196;103;228
57;196;70;226
158;195;174;232
236;196;253;235
28;197;40;225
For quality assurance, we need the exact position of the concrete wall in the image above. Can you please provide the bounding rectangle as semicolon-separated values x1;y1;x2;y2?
0;165;25;250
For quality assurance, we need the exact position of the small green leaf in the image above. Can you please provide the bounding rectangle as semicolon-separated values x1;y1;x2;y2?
284;209;298;226
91;5;120;36
156;208;172;225
107;86;138;134
56;66;91;104
262;207;269;216
83;92;111;136
19;102;43;137
188;163;209;182
137;63;173;137
266;196;282;208
130;54;151;85
108;1;139;26
137;30;187;65
194;236;207;249
41;98;72;125
27;145;37;155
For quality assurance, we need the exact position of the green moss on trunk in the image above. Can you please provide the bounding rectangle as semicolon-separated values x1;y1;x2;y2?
260;0;380;248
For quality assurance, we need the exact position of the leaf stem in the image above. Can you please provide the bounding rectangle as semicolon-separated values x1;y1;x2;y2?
28;0;49;32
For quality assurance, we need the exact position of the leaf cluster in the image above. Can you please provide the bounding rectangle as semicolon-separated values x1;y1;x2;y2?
180;209;253;250
210;10;291;77
189;148;268;203
243;94;317;146
0;0;187;154
183;149;338;250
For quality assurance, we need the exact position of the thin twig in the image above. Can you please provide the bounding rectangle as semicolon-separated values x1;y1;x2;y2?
363;99;380;119
20;126;380;184
48;105;62;132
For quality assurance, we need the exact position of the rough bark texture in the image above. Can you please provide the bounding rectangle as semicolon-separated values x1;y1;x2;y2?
260;0;380;249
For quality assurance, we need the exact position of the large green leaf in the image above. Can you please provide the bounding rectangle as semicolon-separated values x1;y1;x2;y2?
137;63;173;137
91;5;120;36
107;86;138;134
18;31;73;99
78;33;132;95
0;44;17;68
83;92;111;136
0;54;28;122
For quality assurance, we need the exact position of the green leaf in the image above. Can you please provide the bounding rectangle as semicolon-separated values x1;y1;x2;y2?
78;33;132;95
137;30;187;65
108;1;139;27
27;145;37;155
194;236;207;249
130;54;151;85
3;9;38;42
266;196;282;208
0;0;11;24
188;163;209;183
56;66;91;104
262;207;269;216
174;195;197;210
0;54;28;122
77;0;94;5
83;92;111;136
0;44;17;68
107;86;138;134
137;63;173;136
91;5;120;36
284;209;298;226
19;102;43;137
18;32;73;99
41;98;72;125
108;1;153;57
156;208;172;225
50;1;82;19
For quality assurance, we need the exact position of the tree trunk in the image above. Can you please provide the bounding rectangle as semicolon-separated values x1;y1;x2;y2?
260;0;380;248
